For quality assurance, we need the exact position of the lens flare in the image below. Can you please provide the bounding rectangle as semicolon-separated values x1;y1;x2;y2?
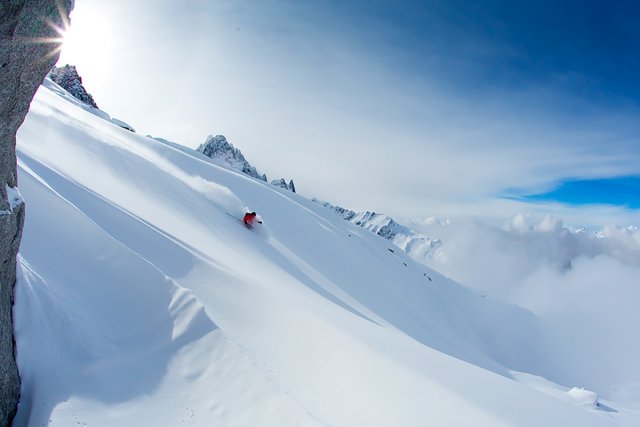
20;0;71;62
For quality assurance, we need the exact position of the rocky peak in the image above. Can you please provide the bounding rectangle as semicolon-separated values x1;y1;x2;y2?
196;135;267;182
49;64;98;108
271;178;296;193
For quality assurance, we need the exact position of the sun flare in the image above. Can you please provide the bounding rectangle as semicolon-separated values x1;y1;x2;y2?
28;3;69;62
57;5;113;70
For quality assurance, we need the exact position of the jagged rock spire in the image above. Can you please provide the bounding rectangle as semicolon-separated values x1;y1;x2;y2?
196;135;267;182
49;64;98;108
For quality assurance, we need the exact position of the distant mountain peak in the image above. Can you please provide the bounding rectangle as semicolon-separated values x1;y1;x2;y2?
313;198;442;258
48;64;98;108
196;135;267;182
271;178;296;193
195;135;299;192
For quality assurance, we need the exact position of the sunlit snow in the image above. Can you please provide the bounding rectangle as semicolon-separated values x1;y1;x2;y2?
11;79;637;426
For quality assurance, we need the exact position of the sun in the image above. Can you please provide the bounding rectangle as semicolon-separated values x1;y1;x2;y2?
56;4;113;70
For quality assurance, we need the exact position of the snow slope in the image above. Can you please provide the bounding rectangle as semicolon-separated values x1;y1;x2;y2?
12;80;632;426
316;199;640;421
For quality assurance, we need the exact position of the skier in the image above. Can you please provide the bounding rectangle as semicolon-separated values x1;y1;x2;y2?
243;211;262;227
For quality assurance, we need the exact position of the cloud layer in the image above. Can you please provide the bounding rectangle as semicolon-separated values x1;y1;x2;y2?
409;214;640;300
407;213;640;397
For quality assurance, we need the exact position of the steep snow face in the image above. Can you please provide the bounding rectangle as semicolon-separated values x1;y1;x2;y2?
197;134;266;181
11;83;634;426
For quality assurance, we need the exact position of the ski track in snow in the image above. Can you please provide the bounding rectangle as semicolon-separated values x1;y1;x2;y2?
9;80;637;426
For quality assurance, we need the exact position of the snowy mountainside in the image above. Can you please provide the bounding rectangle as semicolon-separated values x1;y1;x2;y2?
314;198;443;262
11;82;637;426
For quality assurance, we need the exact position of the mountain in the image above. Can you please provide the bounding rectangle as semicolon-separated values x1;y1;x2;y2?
314;198;442;260
271;178;296;193
196;134;267;182
48;65;98;109
196;135;298;193
10;80;636;426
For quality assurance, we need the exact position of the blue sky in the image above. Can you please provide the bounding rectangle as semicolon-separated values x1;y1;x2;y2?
56;0;640;226
524;177;640;208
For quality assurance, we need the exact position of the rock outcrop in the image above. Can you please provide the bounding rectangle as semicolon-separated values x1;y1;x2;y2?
0;1;73;425
271;178;296;193
196;134;267;182
48;64;98;108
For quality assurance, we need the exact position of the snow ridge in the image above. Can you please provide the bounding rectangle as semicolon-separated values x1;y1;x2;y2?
313;198;442;258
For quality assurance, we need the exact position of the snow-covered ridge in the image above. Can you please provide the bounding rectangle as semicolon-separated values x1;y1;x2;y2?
110;117;135;133
44;67;136;133
313;198;443;261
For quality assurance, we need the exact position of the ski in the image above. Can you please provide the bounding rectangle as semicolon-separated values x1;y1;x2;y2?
226;212;253;229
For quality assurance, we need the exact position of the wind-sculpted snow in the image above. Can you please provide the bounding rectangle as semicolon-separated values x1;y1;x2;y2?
10;82;632;426
13;168;216;425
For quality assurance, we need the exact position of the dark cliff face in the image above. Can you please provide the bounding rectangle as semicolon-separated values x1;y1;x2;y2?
197;135;268;182
0;1;72;425
49;64;99;108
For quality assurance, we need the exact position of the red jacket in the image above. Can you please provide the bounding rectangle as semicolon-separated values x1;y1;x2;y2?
243;213;256;225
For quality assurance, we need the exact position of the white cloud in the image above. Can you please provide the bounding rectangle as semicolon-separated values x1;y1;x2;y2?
409;213;640;300
405;213;640;397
